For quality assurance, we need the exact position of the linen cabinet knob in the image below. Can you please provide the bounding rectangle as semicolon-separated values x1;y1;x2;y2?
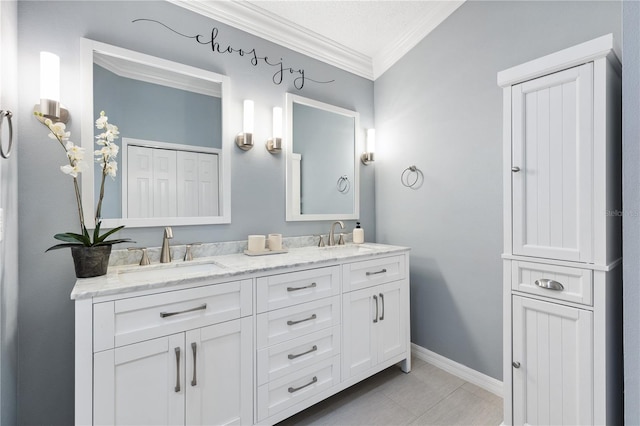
512;361;521;369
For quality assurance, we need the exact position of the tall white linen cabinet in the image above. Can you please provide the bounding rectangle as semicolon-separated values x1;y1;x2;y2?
498;34;622;425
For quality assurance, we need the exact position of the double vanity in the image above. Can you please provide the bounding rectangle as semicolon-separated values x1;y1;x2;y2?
72;241;411;425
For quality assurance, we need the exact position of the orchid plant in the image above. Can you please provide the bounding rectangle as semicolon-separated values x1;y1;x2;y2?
36;110;132;250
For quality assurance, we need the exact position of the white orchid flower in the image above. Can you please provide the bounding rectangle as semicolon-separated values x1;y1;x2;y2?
65;141;85;162
47;121;70;142
94;143;119;161
60;163;83;178
104;160;118;178
95;111;108;129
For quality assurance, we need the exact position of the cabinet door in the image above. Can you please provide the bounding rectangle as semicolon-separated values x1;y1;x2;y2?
185;317;252;426
378;281;406;362
94;334;185;425
342;287;378;379
512;296;593;425
511;63;593;262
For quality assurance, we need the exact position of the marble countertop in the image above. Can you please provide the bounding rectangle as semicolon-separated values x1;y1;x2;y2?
70;243;409;300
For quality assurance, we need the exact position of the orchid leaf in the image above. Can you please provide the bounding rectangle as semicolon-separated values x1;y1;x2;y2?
95;238;133;246
54;232;91;245
96;225;126;243
93;221;102;245
46;243;85;252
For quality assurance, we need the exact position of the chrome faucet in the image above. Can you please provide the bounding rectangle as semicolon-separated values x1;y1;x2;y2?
160;227;173;263
328;221;345;246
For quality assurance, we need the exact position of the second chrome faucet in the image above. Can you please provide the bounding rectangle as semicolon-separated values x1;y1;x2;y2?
161;227;173;263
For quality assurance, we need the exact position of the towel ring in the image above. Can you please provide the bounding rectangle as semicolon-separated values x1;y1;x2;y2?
0;110;14;160
336;175;350;194
401;165;423;188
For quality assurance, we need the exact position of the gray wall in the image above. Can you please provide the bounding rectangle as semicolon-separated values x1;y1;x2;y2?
17;1;374;424
623;1;640;423
374;0;621;380
0;1;19;424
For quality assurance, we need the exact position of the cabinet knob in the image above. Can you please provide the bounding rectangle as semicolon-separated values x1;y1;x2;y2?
512;361;521;369
511;166;521;172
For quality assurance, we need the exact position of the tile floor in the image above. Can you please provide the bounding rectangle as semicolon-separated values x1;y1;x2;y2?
277;357;503;426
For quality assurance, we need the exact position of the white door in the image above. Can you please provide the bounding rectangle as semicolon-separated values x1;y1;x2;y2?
342;287;378;379
93;334;185;425
176;151;199;217
127;145;154;218
378;281;406;363
512;296;593;425
197;153;219;216
185;317;252;426
511;63;593;262
153;149;177;217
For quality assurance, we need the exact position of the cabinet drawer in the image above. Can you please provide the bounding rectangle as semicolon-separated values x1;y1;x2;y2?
257;296;341;349
94;280;252;350
257;325;341;386
512;261;593;306
257;355;341;421
343;255;405;292
256;266;340;313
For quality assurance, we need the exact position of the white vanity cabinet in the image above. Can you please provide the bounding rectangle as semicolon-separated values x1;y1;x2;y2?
342;255;408;380
77;279;253;426
499;34;622;425
73;244;411;426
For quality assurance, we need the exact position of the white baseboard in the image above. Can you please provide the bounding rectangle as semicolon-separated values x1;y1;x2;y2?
411;343;504;398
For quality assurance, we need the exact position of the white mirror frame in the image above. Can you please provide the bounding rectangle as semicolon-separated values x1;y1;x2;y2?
80;38;231;228
285;93;360;221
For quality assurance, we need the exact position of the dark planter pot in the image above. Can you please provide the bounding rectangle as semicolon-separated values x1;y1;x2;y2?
70;245;112;278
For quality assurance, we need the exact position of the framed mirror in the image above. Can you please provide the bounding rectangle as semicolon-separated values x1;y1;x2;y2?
285;93;360;221
80;38;231;228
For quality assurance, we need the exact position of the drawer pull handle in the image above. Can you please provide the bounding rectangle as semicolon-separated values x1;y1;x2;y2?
174;347;181;393
379;293;385;321
366;269;387;276
287;282;317;292
160;303;207;318
287;314;317;326
534;279;564;291
288;376;318;393
373;295;379;323
512;361;521;369
191;342;197;386
288;345;318;360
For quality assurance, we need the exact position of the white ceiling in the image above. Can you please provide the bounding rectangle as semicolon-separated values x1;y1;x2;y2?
170;0;465;80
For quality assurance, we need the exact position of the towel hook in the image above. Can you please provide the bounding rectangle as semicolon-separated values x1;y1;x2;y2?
0;110;14;160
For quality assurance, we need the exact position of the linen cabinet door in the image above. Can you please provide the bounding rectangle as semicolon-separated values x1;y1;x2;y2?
93;334;185;426
377;281;406;363
342;287;377;379
512;296;593;425
511;63;593;263
185;317;252;426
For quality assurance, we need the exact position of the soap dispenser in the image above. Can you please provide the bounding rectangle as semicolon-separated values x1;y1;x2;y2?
353;222;364;244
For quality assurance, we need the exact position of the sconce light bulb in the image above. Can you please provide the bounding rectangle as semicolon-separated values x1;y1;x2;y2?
40;51;60;102
273;107;283;139
366;128;376;154
243;99;254;134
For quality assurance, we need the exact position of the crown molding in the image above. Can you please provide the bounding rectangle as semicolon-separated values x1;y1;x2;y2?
169;0;464;82
168;0;374;80
94;54;222;97
372;1;465;79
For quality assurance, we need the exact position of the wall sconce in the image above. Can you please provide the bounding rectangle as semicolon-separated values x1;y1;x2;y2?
34;52;69;124
361;128;375;165
266;107;283;154
235;99;254;151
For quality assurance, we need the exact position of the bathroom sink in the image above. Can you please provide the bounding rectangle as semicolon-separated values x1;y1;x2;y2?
319;244;376;255
118;261;229;283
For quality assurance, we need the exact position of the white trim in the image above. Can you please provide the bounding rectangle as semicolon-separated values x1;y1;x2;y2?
168;0;464;81
411;343;504;398
94;54;221;98
497;34;620;87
